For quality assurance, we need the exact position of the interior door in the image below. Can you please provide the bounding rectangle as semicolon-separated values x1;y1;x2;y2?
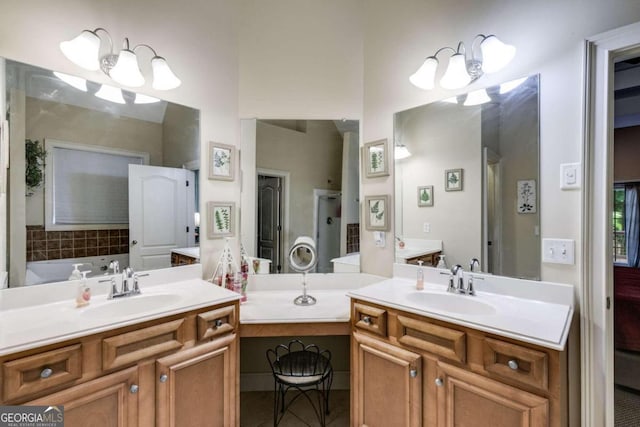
257;175;282;273
129;165;195;271
317;194;341;273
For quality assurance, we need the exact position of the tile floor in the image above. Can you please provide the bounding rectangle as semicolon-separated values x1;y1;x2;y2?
240;390;350;427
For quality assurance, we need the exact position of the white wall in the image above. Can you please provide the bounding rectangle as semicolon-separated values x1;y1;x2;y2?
0;0;239;281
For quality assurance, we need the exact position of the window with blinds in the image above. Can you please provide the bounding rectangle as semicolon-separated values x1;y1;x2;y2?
45;140;149;230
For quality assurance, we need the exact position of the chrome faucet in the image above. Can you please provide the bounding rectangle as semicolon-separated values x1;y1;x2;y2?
448;265;464;293
469;258;480;273
99;267;148;299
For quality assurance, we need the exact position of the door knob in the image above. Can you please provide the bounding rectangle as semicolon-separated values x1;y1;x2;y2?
131;240;138;246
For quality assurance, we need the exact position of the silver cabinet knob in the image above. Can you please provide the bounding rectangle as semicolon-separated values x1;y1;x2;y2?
362;316;372;325
40;368;53;379
409;369;418;378
130;384;139;394
435;378;444;387
159;374;168;383
507;359;519;370
214;319;223;328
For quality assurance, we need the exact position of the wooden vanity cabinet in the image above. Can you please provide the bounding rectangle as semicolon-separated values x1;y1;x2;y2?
350;299;566;427
0;300;239;427
405;251;442;267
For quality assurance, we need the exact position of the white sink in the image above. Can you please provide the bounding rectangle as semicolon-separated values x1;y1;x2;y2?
406;291;496;316
80;294;182;318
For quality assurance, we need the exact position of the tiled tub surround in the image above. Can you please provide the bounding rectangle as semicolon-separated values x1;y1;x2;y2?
26;226;129;261
346;223;359;254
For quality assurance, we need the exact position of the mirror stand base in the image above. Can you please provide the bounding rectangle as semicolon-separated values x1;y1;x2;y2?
294;294;317;306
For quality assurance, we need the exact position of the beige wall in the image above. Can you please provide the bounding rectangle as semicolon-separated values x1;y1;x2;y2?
614;126;640;182
162;103;200;169
23;97;163;227
256;120;343;265
396;103;482;266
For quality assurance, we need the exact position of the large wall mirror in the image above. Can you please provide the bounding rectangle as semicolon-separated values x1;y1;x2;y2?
240;119;360;274
2;58;201;287
394;75;540;280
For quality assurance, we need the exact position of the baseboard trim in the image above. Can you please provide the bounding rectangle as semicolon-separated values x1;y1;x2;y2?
240;371;350;392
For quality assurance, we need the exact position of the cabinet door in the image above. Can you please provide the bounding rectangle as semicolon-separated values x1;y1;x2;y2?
436;362;548;427
156;334;237;427
352;331;422;427
27;367;139;427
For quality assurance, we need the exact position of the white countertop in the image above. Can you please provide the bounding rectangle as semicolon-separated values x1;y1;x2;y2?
0;265;239;356
348;265;574;351
240;272;382;324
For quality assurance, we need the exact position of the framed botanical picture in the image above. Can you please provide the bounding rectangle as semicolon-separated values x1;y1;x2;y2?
517;179;537;213
364;195;389;231
445;168;463;191
417;185;434;207
208;142;235;181
363;139;389;178
207;201;235;239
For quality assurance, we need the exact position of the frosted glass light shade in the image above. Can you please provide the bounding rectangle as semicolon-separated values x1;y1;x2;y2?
151;57;181;90
53;71;88;92
134;93;161;104
95;84;126;104
480;36;516;74
409;57;438;90
59;30;101;71
463;89;491;106
394;145;412;160
109;50;145;87
440;54;471;89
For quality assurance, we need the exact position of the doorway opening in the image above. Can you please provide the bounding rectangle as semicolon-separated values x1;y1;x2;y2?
313;190;342;273
257;173;284;273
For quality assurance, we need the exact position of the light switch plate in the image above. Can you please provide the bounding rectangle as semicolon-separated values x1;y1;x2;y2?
373;231;385;247
560;163;580;190
423;222;431;233
542;238;575;264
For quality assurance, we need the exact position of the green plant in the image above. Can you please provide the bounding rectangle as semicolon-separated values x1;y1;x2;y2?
25;139;47;195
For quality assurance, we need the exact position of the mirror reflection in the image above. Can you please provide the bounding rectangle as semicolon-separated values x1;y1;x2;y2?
4;59;201;287
240;119;360;274
394;75;540;280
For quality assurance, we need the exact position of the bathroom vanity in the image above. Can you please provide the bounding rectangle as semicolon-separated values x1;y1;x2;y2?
0;266;240;426
347;266;573;427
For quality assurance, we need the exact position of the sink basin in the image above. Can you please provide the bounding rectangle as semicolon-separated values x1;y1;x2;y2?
80;294;182;318
406;292;496;315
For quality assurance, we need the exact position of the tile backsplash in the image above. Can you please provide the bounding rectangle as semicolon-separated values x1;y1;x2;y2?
26;226;129;262
346;223;360;254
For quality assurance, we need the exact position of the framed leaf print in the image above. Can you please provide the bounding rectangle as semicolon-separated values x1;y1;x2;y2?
364;195;389;231
363;139;389;178
417;185;434;207
207;201;235;238
208;142;235;181
445;168;463;191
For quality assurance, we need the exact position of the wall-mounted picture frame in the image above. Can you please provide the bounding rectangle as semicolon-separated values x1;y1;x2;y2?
364;195;389;231
207;201;235;239
208;141;235;181
517;179;537;213
363;139;389;178
445;168;463;191
417;185;434;207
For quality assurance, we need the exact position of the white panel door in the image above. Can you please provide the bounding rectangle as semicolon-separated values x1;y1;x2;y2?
129;165;195;271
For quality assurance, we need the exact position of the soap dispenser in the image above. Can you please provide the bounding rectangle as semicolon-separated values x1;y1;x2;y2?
416;260;424;290
69;264;83;280
75;271;91;308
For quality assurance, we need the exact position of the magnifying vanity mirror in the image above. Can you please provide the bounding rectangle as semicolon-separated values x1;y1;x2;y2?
394;75;540;280
240;118;360;274
2;58;201;287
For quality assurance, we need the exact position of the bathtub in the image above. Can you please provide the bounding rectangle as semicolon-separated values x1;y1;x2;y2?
26;254;130;286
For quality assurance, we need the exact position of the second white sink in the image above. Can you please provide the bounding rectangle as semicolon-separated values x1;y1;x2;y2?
406;291;496;316
80;294;182;318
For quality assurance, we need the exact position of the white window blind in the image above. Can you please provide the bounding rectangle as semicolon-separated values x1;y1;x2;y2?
52;146;145;225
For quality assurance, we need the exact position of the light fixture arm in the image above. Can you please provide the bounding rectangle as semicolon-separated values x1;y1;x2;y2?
132;43;160;58
92;28;114;54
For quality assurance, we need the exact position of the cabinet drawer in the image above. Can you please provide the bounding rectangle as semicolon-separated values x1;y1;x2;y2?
197;305;236;341
3;344;82;402
353;303;387;337
102;319;186;371
397;315;466;363
482;337;548;391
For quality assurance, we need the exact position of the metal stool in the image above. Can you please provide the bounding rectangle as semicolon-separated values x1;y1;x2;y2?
266;340;333;426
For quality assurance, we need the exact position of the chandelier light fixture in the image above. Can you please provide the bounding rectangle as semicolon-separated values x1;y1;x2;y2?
410;34;516;91
60;28;181;91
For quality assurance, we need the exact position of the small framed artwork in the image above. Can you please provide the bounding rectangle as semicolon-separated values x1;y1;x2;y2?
517;179;537;213
445;168;463;191
363;139;389;178
207;201;235;239
208;142;235;181
364;195;389;231
417;186;434;207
